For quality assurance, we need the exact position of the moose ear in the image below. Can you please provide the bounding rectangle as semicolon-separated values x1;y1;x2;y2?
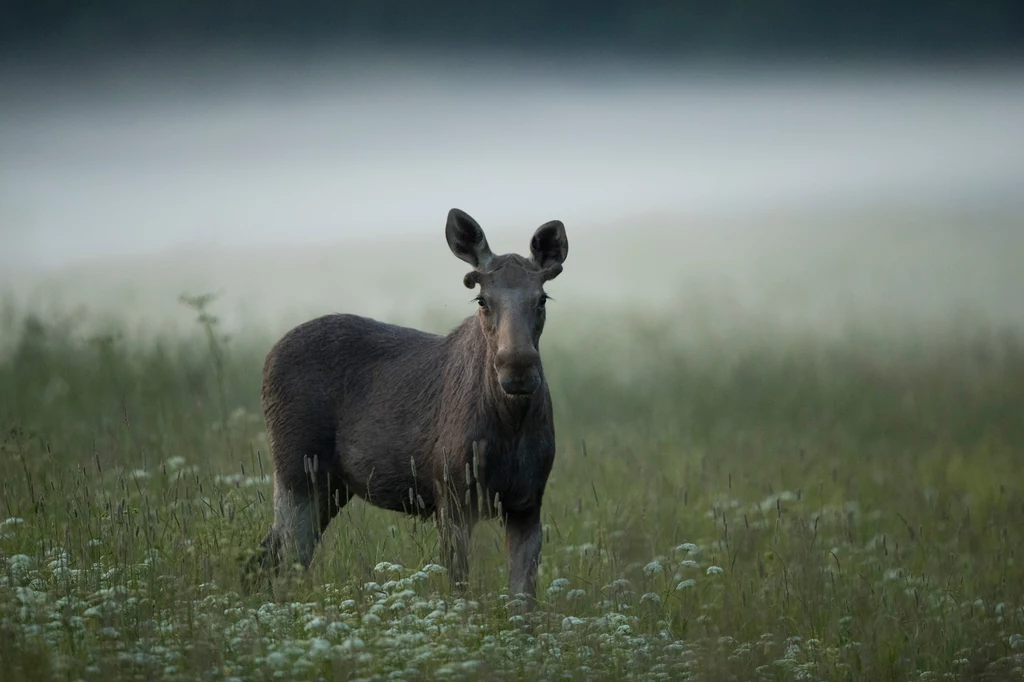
446;208;493;269
529;220;568;269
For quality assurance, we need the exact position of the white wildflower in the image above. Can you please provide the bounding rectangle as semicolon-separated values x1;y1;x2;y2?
9;554;31;570
606;578;633;591
338;636;365;653
562;616;584;630
266;652;288;668
164;456;187;471
308;638;331;659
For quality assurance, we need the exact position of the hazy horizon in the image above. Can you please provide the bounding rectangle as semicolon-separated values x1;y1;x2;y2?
3;55;1022;267
2;54;1023;339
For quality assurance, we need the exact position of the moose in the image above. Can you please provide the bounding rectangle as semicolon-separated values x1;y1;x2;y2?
244;208;568;604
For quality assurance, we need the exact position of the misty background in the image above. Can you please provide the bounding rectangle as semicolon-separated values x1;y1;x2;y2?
1;2;1023;338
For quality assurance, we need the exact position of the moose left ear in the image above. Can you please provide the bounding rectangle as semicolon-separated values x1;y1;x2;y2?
529;220;568;269
446;208;494;269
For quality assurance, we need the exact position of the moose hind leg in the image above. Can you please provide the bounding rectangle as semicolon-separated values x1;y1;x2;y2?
243;465;349;591
273;486;321;569
277;462;351;567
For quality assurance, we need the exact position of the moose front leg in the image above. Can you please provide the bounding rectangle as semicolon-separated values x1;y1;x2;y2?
505;508;542;604
437;504;473;590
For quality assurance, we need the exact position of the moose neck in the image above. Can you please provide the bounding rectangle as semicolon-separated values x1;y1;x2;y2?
453;316;543;430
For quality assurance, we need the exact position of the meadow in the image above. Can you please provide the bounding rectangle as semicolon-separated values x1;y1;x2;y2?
2;211;1024;681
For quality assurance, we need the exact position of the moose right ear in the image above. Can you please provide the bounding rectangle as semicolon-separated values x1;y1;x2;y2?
529;220;568;269
446;209;493;270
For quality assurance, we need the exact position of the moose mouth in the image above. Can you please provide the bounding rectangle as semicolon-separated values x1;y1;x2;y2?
499;375;541;397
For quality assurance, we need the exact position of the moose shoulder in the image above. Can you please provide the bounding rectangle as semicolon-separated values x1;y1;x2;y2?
245;208;568;604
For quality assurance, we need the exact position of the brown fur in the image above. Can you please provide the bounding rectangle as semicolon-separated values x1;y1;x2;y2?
243;208;568;603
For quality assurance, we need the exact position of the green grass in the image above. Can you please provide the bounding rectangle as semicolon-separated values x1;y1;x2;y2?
2;295;1024;681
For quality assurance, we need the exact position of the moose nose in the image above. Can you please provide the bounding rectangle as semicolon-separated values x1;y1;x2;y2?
496;346;539;370
495;347;541;396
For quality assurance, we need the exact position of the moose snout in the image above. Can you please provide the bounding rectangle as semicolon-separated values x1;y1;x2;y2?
495;346;541;396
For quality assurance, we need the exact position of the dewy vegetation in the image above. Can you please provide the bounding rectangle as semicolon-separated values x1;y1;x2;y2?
2;286;1024;681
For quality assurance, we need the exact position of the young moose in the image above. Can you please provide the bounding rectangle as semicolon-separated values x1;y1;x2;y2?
244;209;568;604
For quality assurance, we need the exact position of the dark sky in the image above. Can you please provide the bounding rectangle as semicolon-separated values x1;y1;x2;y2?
2;0;1023;60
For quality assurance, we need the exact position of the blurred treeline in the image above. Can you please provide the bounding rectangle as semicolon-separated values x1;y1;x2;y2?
3;0;1023;58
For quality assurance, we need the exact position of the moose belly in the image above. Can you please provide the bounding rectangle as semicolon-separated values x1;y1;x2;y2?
337;445;438;517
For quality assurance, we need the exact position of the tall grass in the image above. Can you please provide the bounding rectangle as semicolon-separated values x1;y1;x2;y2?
2;297;1023;681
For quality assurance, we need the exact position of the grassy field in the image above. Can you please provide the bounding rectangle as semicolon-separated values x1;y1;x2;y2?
2;283;1024;681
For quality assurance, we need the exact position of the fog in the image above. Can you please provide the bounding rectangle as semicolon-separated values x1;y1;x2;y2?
2;54;1023;335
